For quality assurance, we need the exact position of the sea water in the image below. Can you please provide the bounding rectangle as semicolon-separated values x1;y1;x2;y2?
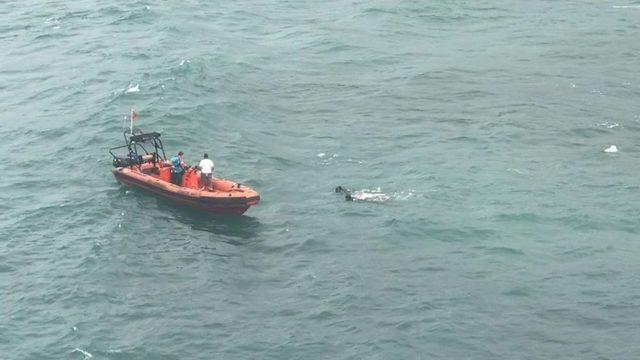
1;1;640;358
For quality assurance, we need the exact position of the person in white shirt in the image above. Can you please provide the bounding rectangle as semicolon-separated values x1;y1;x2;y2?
198;153;214;191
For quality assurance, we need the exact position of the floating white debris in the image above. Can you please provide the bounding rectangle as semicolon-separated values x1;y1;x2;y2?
604;145;618;153
317;153;326;158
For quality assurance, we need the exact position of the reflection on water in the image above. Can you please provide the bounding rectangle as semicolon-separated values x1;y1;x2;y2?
116;186;262;240
166;204;262;240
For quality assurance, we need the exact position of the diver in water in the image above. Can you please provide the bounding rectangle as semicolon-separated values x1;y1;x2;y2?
335;186;354;201
335;186;390;202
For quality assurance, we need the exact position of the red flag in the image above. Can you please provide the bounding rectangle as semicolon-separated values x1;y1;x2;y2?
131;109;137;121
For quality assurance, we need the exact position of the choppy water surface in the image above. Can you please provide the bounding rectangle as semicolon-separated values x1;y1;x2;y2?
2;1;640;359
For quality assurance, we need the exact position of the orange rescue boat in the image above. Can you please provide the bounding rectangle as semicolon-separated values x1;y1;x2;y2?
109;130;259;215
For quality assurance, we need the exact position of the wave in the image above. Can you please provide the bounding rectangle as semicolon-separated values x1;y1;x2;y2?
71;348;93;359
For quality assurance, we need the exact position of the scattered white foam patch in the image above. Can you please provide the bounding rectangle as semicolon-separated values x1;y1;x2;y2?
179;59;191;66
317;153;345;166
72;348;93;359
613;5;640;8
392;191;414;201
124;83;139;93
44;17;60;25
604;145;618;153
598;121;619;129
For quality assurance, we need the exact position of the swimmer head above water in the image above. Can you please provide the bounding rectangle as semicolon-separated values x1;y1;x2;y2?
335;186;354;201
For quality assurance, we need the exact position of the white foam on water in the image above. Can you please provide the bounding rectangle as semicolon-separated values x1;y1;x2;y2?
613;5;640;8
392;191;414;201
124;83;139;93
604;145;618;153
72;348;93;359
597;121;620;129
351;188;391;202
179;59;191;66
317;152;326;158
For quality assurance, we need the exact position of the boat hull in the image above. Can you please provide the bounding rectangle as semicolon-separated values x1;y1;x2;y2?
113;167;259;215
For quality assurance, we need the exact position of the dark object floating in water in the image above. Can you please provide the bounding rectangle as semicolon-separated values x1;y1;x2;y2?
109;129;259;215
334;185;390;202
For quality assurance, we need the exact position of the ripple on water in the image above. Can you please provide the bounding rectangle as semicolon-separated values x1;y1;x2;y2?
2;1;640;359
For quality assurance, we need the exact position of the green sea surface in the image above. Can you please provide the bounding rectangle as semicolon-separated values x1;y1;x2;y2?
1;1;640;359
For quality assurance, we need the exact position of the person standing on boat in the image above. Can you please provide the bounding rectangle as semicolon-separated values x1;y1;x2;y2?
198;153;214;191
171;151;187;186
